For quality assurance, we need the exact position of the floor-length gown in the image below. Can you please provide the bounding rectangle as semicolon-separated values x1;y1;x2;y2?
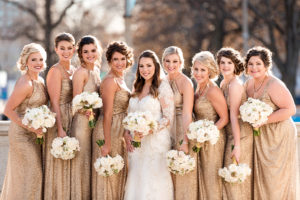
250;78;299;200
124;79;174;200
44;67;73;200
194;89;226;200
169;80;198;200
0;79;47;200
92;82;130;200
221;84;253;200
71;69;100;200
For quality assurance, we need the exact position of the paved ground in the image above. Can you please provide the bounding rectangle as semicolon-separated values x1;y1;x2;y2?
0;136;8;193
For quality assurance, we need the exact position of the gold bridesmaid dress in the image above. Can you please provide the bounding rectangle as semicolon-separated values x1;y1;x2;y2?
71;70;100;200
170;80;198;200
221;85;253;200
251;78;299;200
0;79;47;200
44;68;73;200
92;86;130;200
194;90;226;200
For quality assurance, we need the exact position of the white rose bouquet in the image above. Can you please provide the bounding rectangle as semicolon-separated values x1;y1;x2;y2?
239;97;273;136
122;111;158;147
22;105;56;144
72;92;102;128
218;163;251;183
50;136;80;160
187;119;220;152
166;150;195;175
94;155;125;177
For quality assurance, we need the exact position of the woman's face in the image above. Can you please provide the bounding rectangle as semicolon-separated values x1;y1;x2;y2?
219;56;235;77
27;52;44;73
81;43;98;65
110;51;127;75
247;56;267;79
163;53;181;75
192;61;210;85
55;41;75;62
138;57;155;81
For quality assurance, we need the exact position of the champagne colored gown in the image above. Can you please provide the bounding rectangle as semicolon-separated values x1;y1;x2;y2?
193;89;226;200
0;79;47;200
71;69;100;200
92;80;130;200
221;84;253;200
169;80;198;200
250;78;299;200
44;67;73;200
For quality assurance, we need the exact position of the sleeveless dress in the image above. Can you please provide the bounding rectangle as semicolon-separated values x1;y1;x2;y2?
44;67;73;200
92;82;130;200
249;78;299;200
0;79;47;200
221;84;253;200
194;89;226;200
71;69;100;200
124;79;174;200
169;80;198;200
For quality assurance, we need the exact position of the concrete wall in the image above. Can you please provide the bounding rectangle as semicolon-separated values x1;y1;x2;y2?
0;121;300;191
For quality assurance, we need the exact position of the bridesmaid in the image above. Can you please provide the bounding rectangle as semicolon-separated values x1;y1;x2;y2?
0;43;48;200
216;47;253;200
92;41;133;200
44;32;75;200
71;35;102;200
244;46;299;199
162;46;197;200
192;51;228;200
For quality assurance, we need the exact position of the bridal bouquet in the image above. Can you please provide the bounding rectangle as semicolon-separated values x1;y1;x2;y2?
22;105;56;144
50;136;80;160
166;150;195;175
187;119;219;152
122;111;158;147
239;97;273;136
72;92;102;128
218;163;251;183
94;155;125;177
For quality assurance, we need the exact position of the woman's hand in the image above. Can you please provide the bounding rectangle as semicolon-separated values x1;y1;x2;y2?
231;145;240;164
124;132;134;152
28;127;43;138
101;143;111;157
179;141;189;154
57;127;67;138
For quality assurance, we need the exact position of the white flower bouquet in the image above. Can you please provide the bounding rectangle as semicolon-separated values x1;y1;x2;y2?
239;97;273;136
187;119;220;152
50;136;80;160
122;111;158;147
22;105;56;144
72;92;102;128
94;155;125;177
166;150;196;175
218;163;251;183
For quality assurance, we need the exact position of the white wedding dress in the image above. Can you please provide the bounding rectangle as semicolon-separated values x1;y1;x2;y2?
124;78;174;200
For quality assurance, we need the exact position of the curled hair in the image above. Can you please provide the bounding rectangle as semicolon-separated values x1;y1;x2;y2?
216;47;244;75
106;41;134;68
17;43;47;72
132;50;162;98
192;51;219;79
245;46;272;73
54;32;75;47
76;35;102;67
162;46;184;69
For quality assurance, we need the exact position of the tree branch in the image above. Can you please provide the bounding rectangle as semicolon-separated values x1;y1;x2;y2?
52;0;75;28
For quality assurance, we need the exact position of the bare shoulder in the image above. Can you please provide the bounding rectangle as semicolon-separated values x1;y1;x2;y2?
101;75;118;91
74;66;89;77
229;78;243;91
268;76;286;89
207;83;223;99
14;75;33;95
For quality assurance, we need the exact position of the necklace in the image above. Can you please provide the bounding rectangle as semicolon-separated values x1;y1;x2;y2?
198;82;209;96
253;75;267;94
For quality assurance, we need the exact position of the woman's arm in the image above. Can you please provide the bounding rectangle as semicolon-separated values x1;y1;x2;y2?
72;68;87;97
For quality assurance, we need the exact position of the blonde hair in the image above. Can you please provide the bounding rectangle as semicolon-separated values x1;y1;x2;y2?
17;43;47;72
192;51;219;79
162;46;184;69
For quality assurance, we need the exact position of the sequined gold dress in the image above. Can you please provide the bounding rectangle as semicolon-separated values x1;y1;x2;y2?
92;83;130;200
71;69;100;200
44;68;73;200
250;78;299;200
221;84;253;200
170;80;198;200
194;90;226;200
0;79;47;200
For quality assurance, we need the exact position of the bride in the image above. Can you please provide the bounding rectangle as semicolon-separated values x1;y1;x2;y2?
124;50;174;200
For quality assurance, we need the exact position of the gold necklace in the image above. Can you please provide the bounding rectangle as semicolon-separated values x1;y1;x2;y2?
198;82;209;96
253;76;267;93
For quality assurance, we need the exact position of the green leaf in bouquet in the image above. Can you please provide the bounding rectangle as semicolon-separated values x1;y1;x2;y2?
131;141;141;148
96;139;105;147
89;119;96;128
35;137;44;145
192;146;201;153
179;139;183;145
253;128;260;136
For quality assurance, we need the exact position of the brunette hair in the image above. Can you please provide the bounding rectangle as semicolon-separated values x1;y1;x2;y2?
216;47;244;75
54;32;75;47
245;46;272;73
106;41;134;68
